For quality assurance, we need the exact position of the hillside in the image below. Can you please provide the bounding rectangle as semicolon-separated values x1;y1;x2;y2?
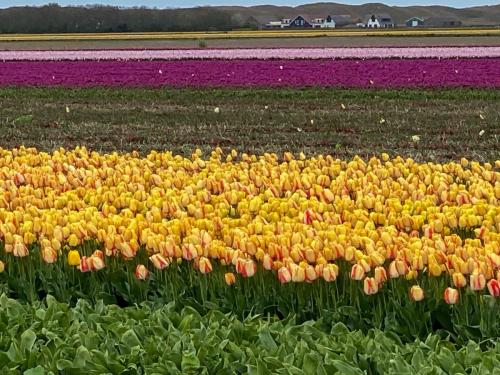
220;2;500;26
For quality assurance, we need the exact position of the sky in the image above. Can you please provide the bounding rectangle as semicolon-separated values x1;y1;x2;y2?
0;0;498;8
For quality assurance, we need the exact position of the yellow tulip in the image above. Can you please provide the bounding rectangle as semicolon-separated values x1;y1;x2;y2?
67;250;81;266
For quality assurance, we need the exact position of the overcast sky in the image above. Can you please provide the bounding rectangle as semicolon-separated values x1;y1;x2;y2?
1;1;499;9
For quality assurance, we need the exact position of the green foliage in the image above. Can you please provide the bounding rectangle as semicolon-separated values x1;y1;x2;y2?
0;295;498;374
0;245;499;343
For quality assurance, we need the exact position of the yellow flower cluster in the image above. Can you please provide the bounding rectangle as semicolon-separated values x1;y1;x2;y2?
0;147;498;302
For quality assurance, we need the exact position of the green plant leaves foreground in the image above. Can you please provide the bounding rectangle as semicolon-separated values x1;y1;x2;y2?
0;295;499;374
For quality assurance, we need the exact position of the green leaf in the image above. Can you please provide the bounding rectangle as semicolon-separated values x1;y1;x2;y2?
258;327;278;352
23;366;44;375
330;360;364;375
73;346;91;367
411;349;426;370
181;350;200;372
302;353;319;373
20;329;37;353
437;347;455;372
121;329;141;348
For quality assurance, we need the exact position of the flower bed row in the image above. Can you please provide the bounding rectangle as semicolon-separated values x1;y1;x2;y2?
2;295;499;373
2;58;500;88
2;46;500;61
0;147;499;339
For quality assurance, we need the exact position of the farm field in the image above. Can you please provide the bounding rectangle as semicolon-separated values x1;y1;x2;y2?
0;40;499;373
3;35;500;50
1;28;500;42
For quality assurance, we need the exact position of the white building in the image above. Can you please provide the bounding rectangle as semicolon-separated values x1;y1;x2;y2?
311;16;336;28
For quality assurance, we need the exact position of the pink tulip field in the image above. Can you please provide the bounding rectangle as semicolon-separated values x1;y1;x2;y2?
2;46;500;60
1;46;500;88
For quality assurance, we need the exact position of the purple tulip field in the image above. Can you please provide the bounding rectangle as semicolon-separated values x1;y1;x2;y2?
1;47;500;88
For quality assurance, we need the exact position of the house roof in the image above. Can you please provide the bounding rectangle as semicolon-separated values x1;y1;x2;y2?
366;13;393;21
283;14;351;24
406;17;424;22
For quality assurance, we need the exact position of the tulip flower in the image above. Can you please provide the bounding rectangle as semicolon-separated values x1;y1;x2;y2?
13;242;29;257
91;256;105;271
67;234;79;247
388;261;399;279
470;273;486;291
278;267;292;284
452;272;467;288
350;264;365;281
444;288;459;305
67;250;81;266
42;247;58;264
198;257;213;274
149;253;170;270
224;272;236;286
410;285;424;302
0;261;4;273
262;254;273;270
322;264;339;282
487;279;500;297
374;266;387;285
305;264;317;282
135;264;149;280
79;256;91;273
291;265;306;283
241;260;257;278
363;277;378;295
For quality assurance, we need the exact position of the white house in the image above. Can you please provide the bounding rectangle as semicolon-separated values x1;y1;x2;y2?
366;14;395;28
265;15;337;29
311;15;336;28
366;15;380;28
281;18;291;28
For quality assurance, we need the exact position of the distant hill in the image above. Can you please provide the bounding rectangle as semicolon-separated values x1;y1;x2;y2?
220;2;500;27
0;2;498;34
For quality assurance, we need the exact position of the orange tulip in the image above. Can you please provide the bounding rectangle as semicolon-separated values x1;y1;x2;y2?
241;260;257;278
388;261;399;278
79;256;91;273
363;277;378;295
322;264;338;282
262;254;274;271
199;256;213;274
444;288;459;305
410;285;424;302
135;264;149;280
374;266;387;285
182;243;198;261
149;253;170;270
90;256;105;271
470;273;486;291
452;272;467;288
487;279;500;297
92;250;104;260
305;264;317;282
224;272;236;285
42;247;57;264
278;267;292;284
350;264;365;281
13;242;29;257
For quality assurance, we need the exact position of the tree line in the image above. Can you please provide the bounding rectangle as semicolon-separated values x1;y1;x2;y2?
0;4;237;33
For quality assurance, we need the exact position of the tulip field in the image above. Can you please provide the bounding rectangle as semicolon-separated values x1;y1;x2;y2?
0;42;499;373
